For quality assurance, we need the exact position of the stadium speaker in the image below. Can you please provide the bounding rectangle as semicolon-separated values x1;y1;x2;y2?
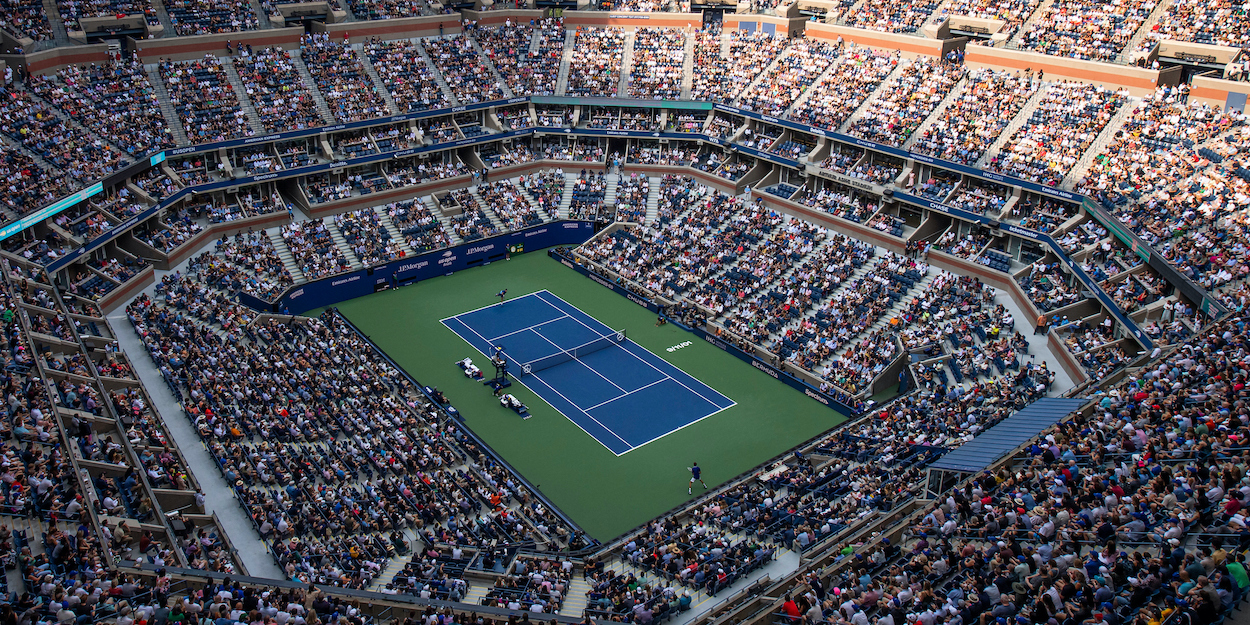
170;518;189;537
882;188;894;197
988;220;1001;229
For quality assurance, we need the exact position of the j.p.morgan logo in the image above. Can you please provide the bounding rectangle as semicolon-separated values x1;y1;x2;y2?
467;244;495;255
397;260;429;273
752;360;780;379
805;389;830;405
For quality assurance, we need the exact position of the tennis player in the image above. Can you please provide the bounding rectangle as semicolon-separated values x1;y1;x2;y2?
496;289;507;304
688;462;707;495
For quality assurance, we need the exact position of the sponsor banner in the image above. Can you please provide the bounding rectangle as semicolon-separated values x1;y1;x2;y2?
560;257;659;312
556;250;855;415
259;221;596;314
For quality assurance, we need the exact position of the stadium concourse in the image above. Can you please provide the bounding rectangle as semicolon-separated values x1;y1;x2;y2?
0;1;1249;625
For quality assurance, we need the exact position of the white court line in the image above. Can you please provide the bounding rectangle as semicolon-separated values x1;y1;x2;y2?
533;290;735;410
441;315;634;456
621;403;736;455
528;326;630;394
527;370;633;450
487;314;571;343
436;289;551;323
583;377;670;412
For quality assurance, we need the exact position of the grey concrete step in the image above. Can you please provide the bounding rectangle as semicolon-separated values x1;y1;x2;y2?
464;32;514;98
903;75;968;151
252;0;272;29
267;228;307;283
555;29;576;96
149;0;177;36
558;173;576;218
42;0;70;45
357;46;401;114
617;30;636;98
680;31;695;100
291;53;338;125
219;59;268;135
325;216;365;270
840;60;911;134
145;64;192;146
415;38;461;106
974;84;1049;169
375;205;416;255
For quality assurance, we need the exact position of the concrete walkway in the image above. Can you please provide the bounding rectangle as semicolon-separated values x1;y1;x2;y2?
108;254;287;581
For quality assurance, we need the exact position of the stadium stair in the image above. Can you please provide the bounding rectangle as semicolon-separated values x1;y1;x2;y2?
557;173;576;219
1120;0;1178;63
783;59;846;119
291;53;340;125
375;205;418;255
149;0;177;37
1063;100;1137;190
603;174;619;213
468;186;510;232
559;578;591;618
42;0;70;45
528;27;542;56
902;74;970;151
357;47;401;114
555;30;576;96
325;218;365;270
425;195;463;244
836;0;874;26
415;39;462;107
732;48;795;108
680;33;695;100
828;269;934;363
252;0;272;28
267;228;308;283
0;135;67;183
144;64;191;147
219;61;271;135
24;89;134;159
1007;0;1057;48
370;550;414;592
720;231;834;324
644;176;662;223
463;33;515;98
772;254;880;344
463;584;490;607
617;30;636;98
973;84;1051;169
838;60;910;134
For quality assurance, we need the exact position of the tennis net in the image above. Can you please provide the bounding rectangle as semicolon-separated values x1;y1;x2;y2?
509;329;627;376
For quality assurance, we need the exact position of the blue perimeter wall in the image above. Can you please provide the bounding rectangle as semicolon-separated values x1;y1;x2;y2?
239;220;597;314
548;249;861;418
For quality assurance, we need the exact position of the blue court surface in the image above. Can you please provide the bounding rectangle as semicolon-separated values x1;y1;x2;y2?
441;290;736;455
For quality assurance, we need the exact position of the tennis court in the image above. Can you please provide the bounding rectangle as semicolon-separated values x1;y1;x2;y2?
441;290;735;455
